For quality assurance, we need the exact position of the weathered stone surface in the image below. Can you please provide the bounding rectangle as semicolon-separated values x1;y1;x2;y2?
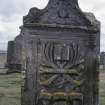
14;35;23;69
7;41;15;66
21;0;100;105
100;52;105;70
100;52;105;65
0;51;7;69
0;50;8;74
6;35;23;73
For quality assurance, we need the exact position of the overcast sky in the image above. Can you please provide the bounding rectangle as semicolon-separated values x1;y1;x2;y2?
0;0;105;51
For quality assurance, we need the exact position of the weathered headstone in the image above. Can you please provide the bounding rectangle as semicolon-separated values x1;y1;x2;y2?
100;52;105;70
0;51;8;74
6;39;22;73
7;41;15;69
13;35;23;70
0;51;7;69
21;0;100;105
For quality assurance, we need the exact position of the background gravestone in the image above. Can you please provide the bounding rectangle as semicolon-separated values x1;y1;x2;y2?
6;36;23;73
0;51;7;69
0;51;7;74
7;41;15;71
100;52;105;71
21;0;100;105
13;34;23;71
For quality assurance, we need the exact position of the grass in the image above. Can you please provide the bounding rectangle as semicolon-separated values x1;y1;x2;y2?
0;73;21;105
0;72;104;105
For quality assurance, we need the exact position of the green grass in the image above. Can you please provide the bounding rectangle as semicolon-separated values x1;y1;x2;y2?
0;73;21;105
0;72;104;105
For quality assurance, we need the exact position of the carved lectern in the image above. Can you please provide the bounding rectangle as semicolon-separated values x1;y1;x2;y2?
21;0;100;105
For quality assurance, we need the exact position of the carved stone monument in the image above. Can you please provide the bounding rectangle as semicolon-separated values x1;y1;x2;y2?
21;0;100;105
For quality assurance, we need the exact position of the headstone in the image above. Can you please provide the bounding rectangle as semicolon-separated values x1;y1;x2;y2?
6;40;21;73
7;41;14;68
100;52;105;70
14;35;23;70
21;0;100;105
0;51;8;74
0;51;7;73
0;51;7;69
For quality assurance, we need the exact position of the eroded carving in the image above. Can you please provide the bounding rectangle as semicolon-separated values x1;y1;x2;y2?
38;41;85;105
23;0;93;27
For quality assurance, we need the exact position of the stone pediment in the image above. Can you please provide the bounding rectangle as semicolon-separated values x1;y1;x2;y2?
23;0;99;30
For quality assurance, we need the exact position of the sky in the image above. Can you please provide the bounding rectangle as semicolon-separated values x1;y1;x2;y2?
0;0;105;51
